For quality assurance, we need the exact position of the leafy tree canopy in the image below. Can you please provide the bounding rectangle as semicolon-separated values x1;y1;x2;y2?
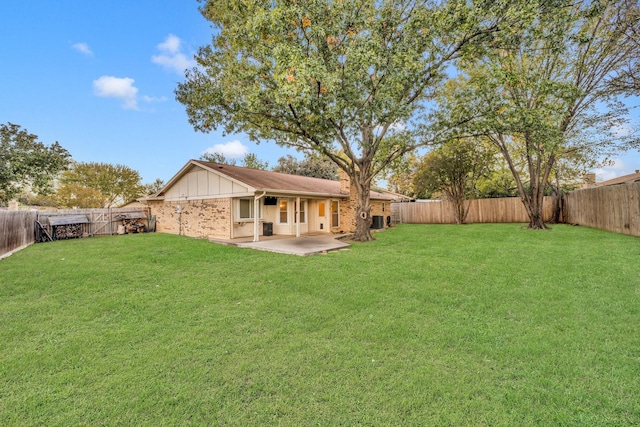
200;151;269;169
56;162;145;208
273;153;338;180
413;137;495;223
0;122;71;205
177;0;513;240
144;178;165;196
439;0;640;229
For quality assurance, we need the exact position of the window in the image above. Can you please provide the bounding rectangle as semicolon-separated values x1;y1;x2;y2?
318;202;325;217
238;198;261;220
331;200;339;227
295;200;306;223
279;199;288;223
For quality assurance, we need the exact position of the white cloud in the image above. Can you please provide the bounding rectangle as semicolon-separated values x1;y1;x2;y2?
595;158;627;182
72;42;93;56
203;141;249;159
141;95;167;103
151;34;195;74
93;76;139;110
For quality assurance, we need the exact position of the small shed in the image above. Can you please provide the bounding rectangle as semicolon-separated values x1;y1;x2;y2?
113;211;148;233
38;215;89;241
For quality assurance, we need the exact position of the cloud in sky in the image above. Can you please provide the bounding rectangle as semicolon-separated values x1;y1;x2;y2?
72;42;93;56
203;140;249;159
151;34;195;74
595;158;627;182
93;76;139;110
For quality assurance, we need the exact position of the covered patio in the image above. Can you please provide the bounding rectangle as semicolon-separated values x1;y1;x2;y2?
209;233;351;256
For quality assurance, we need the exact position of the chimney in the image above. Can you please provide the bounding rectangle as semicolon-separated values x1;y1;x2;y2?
583;173;596;185
339;169;351;194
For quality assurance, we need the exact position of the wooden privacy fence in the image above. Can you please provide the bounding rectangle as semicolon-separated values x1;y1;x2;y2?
0;207;151;258
565;182;640;237
391;196;555;224
0;211;38;259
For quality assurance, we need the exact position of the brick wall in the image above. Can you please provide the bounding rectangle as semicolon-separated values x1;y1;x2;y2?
149;198;232;239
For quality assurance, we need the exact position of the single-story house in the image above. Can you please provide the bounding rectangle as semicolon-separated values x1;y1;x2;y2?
146;160;403;241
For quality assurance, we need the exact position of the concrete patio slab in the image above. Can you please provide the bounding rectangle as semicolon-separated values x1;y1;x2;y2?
234;234;350;256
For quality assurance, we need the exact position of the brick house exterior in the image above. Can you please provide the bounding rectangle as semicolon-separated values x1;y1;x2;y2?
146;160;401;241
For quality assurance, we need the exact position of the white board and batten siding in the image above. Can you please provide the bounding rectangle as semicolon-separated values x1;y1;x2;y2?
164;168;254;201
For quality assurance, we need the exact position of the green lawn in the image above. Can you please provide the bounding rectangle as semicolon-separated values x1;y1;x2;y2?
1;224;639;426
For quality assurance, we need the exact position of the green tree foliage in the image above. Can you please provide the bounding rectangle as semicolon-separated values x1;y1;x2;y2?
609;0;640;96
242;153;269;170
413;138;495;223
380;152;420;197
273;153;338;180
56;162;145;208
199;152;268;169
0;122;71;205
475;158;518;198
441;0;640;229
176;0;510;241
144;178;165;196
200;151;237;165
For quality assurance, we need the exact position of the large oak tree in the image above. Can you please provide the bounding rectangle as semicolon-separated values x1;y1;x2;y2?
442;0;640;229
0;122;70;205
176;0;512;240
56;162;145;208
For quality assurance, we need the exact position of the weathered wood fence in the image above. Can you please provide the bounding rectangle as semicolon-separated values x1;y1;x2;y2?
0;207;151;259
565;182;640;237
391;196;555;225
0;211;38;259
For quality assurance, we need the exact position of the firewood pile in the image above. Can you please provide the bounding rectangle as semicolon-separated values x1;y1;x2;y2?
53;223;84;239
122;218;146;233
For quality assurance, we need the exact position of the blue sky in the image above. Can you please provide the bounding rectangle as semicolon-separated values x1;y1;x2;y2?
1;1;638;186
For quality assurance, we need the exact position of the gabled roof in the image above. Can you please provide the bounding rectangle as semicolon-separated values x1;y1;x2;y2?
153;160;395;200
596;170;640;187
193;160;347;196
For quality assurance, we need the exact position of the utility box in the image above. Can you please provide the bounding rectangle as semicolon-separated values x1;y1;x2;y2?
371;215;384;229
263;222;273;236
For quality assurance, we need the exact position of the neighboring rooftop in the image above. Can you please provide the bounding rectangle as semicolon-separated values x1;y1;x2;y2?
596;169;640;187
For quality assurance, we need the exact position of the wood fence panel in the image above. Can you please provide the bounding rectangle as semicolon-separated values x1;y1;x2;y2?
565;182;640;237
1;207;151;258
0;211;38;258
393;196;554;224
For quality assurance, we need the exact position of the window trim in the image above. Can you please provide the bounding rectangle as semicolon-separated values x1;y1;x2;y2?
278;198;288;224
294;200;307;224
237;198;261;221
331;200;340;228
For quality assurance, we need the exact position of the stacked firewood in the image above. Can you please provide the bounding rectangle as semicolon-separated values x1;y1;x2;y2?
53;224;83;239
123;218;145;233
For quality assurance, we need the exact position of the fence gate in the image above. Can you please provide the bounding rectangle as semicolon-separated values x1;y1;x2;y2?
90;211;111;236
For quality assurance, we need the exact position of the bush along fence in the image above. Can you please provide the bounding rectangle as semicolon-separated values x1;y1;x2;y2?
0;207;153;259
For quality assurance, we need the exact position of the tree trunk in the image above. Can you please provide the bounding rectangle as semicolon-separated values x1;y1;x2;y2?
351;173;374;242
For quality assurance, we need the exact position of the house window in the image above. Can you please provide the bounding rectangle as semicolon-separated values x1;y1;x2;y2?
382;203;385;212
279;199;288;224
331;200;339;227
238;198;260;220
295;200;306;223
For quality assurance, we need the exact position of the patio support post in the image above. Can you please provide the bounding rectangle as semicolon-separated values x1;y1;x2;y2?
254;191;266;242
296;196;300;237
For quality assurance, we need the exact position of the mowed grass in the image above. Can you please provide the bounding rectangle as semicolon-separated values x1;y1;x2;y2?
1;224;639;426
